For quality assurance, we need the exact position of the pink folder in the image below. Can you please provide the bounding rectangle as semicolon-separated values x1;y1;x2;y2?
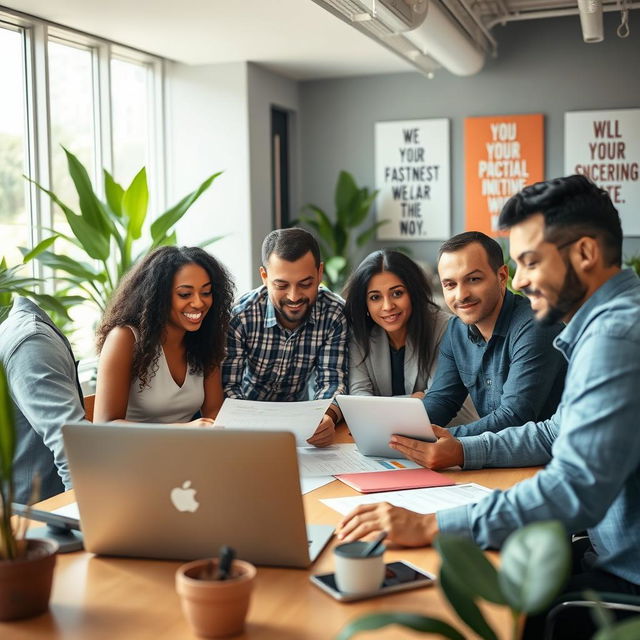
335;468;455;494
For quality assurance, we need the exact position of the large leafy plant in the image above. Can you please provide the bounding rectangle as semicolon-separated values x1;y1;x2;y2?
298;170;386;292
24;148;223;314
0;257;81;327
0;362;20;559
338;521;571;640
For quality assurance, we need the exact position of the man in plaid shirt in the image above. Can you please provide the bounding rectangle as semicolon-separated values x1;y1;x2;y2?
222;228;348;446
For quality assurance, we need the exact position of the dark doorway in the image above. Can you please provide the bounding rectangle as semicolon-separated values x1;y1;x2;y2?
271;107;290;228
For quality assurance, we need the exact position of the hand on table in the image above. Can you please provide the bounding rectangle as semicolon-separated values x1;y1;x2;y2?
389;425;464;470
336;503;439;547
307;413;336;447
188;417;215;428
410;391;425;399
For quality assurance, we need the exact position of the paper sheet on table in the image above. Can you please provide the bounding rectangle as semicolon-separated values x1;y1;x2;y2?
214;398;333;445
297;443;421;477
300;476;334;494
52;502;80;522
321;483;494;516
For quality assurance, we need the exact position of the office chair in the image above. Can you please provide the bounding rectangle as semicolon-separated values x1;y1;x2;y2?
544;591;640;640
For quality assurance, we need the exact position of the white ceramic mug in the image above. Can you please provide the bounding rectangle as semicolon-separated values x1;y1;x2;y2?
333;541;386;595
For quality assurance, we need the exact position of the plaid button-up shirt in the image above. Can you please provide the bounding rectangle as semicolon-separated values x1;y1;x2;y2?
222;286;348;401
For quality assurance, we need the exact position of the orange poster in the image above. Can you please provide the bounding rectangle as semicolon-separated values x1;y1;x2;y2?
465;114;544;235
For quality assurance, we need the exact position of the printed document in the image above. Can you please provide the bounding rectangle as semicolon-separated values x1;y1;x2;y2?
298;443;420;477
214;398;333;445
321;483;494;516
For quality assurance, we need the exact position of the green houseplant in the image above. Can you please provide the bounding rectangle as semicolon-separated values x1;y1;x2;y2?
298;170;386;292
23;147;223;315
0;362;58;621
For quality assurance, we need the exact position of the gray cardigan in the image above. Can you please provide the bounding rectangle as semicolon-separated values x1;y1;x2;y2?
348;309;479;426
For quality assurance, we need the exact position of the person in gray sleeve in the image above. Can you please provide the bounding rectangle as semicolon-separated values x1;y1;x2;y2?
0;297;86;503
336;176;640;639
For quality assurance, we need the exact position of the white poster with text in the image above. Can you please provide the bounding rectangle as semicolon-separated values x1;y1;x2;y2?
375;119;451;240
565;109;640;235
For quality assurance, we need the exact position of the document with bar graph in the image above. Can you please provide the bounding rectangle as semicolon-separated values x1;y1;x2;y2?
297;443;420;477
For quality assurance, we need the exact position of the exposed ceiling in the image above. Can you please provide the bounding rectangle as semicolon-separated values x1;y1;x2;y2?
0;0;416;79
1;0;636;80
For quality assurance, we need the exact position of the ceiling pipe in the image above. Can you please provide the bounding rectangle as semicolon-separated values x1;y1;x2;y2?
403;0;486;75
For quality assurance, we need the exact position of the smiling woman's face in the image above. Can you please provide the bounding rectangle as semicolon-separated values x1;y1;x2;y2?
168;263;213;333
365;271;412;338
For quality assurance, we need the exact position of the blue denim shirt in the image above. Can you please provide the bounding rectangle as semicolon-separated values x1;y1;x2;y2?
437;270;640;585
424;291;566;437
0;298;85;503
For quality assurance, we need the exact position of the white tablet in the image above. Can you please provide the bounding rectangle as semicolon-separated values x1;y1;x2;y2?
335;395;436;458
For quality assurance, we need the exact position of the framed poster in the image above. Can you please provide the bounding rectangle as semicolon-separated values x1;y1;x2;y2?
565;108;640;236
465;114;544;235
375;119;450;241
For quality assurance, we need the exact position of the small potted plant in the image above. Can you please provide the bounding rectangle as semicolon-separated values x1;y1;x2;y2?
175;546;256;638
0;362;58;621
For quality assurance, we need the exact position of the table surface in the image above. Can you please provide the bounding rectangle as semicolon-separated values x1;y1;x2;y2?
2;437;538;640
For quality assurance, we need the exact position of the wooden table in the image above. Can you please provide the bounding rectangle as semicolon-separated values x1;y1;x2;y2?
1;463;537;640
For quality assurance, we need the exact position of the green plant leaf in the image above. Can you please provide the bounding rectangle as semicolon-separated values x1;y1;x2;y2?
122;167;149;240
150;171;222;247
21;235;59;263
593;618;640;640
29;293;74;321
63;147;113;236
336;612;465;640
350;188;379;228
324;256;346;289
104;169;124;218
334;170;359;224
435;534;506;605
301;205;336;252
28;177;111;260
0;362;16;482
440;563;499;640
356;220;389;247
34;250;104;281
197;235;225;248
498;520;571;614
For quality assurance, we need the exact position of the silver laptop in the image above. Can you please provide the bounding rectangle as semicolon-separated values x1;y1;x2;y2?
336;395;436;458
62;424;333;568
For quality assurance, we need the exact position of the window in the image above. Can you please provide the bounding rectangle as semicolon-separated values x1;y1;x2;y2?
0;9;164;358
0;25;29;267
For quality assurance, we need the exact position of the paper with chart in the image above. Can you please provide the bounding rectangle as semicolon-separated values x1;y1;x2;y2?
297;443;421;477
214;398;333;445
321;483;494;516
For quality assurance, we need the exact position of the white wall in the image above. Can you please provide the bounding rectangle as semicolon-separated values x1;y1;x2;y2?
247;63;299;285
165;61;253;294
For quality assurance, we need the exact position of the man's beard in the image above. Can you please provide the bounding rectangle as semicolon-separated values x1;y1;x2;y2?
276;298;312;325
525;259;587;326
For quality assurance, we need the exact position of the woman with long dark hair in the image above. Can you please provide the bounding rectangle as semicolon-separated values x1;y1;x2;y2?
343;250;477;423
94;246;234;425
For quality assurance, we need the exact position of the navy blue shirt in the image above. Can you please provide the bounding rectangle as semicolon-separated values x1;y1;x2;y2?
424;291;566;436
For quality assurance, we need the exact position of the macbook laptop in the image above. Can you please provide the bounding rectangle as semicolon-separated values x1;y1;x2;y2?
62;423;333;568
336;395;436;458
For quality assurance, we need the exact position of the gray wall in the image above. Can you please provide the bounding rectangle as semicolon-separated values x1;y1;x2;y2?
298;14;640;268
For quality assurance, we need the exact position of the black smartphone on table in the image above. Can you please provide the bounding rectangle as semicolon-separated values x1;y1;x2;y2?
310;560;435;602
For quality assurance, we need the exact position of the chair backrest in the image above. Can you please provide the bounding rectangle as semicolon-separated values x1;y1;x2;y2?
83;394;95;422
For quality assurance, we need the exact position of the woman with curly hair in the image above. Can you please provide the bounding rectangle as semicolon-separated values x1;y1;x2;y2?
94;246;234;425
343;250;477;425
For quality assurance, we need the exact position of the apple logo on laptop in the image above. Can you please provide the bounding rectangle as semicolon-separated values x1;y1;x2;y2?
170;480;199;513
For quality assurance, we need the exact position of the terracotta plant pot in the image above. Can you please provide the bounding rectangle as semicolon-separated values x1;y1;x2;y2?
0;538;58;621
176;557;256;638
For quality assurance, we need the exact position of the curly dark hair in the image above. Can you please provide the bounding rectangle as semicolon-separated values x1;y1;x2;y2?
343;250;440;381
96;246;235;389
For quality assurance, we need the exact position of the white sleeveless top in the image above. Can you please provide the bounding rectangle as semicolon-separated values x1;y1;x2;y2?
125;327;204;423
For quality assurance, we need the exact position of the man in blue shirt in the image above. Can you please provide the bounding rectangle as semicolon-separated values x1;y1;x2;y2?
337;176;640;638
0;297;86;503
401;231;565;450
222;228;348;446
